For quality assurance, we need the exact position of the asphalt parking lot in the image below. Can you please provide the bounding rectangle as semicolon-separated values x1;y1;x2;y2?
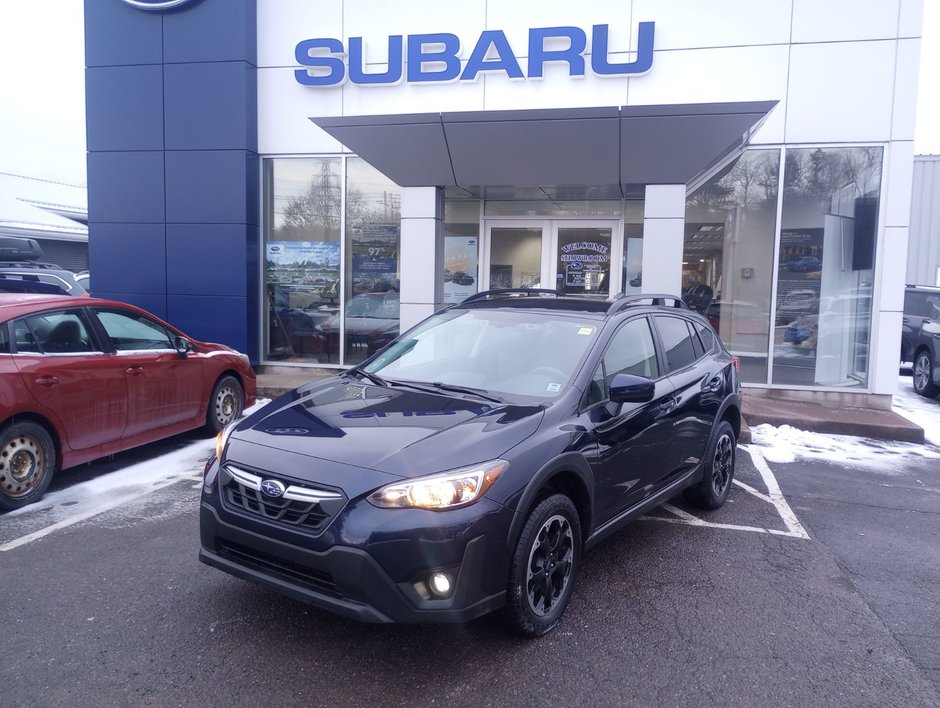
1;429;938;707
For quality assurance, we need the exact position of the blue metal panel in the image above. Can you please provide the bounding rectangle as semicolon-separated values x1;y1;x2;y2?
86;66;164;152
87;152;166;223
163;0;257;64
84;0;163;67
166;224;247;297
164;62;257;151
88;223;167;295
168;295;248;353
93;292;169;322
165;150;252;224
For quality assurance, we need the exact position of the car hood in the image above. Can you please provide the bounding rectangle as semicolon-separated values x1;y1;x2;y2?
228;376;545;480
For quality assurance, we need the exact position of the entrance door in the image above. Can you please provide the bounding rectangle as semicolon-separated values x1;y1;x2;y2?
483;220;620;295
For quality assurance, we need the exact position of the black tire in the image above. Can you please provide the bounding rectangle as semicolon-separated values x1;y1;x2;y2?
912;349;939;398
684;419;736;510
206;375;244;434
504;494;581;638
0;421;56;512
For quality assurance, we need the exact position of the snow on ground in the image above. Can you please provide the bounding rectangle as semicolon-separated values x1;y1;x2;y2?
750;375;940;467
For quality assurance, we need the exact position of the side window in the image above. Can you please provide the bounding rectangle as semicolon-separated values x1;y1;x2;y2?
588;318;660;404
19;311;94;354
95;309;174;351
655;316;698;373
0;323;9;353
696;321;717;352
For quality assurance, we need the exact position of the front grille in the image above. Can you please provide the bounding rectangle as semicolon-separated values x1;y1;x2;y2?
220;465;346;535
218;540;339;597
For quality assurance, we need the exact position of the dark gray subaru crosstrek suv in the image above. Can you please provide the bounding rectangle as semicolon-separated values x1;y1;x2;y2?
200;291;742;637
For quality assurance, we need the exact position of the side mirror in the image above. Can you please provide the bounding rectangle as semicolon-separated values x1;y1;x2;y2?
175;336;192;358
609;373;655;403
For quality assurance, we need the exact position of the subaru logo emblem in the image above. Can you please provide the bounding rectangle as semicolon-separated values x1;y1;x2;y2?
260;479;286;498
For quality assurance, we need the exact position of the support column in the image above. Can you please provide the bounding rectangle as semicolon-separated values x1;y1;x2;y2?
642;185;686;297
399;187;444;332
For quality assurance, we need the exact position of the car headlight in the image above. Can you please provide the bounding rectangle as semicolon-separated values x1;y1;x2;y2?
368;460;507;510
215;422;236;461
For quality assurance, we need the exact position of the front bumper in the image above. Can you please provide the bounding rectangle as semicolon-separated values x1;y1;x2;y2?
199;491;511;624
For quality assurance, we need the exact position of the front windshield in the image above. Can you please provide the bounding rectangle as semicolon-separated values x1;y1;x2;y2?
363;309;600;399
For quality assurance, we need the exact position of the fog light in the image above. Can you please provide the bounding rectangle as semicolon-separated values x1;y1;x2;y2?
428;572;452;597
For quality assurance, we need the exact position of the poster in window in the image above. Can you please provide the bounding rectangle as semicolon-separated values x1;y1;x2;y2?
351;224;399;294
443;236;478;303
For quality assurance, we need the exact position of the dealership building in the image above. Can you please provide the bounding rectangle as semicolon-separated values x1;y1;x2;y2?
84;0;923;405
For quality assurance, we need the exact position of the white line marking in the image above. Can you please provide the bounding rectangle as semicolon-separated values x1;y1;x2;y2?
0;473;200;552
731;479;773;504
740;444;810;539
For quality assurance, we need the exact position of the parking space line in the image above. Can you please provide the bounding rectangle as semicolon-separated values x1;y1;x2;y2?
0;473;200;552
638;446;811;540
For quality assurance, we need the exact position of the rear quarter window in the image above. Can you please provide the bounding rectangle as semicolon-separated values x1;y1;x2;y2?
655;315;699;372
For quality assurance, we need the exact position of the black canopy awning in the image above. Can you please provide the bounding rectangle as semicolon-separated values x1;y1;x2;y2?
311;101;777;194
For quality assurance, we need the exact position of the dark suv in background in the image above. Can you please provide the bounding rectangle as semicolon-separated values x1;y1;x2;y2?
903;284;940;398
200;290;742;636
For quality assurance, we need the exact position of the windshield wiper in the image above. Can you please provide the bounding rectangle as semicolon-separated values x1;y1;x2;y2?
343;367;388;387
378;378;503;403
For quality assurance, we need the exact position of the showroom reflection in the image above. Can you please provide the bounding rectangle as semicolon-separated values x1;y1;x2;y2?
684;146;882;388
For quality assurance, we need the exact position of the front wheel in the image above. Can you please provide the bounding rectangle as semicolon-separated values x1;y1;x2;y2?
0;422;56;512
504;494;582;638
684;420;736;510
912;350;939;398
206;376;244;434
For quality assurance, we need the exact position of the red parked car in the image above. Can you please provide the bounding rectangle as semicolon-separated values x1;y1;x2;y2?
0;294;256;511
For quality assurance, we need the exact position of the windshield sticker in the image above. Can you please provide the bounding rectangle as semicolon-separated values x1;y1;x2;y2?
577;327;594;336
547;383;562;393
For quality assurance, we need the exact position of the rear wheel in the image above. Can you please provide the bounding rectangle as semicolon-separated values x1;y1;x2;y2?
684;420;736;510
913;350;939;398
0;422;56;511
504;494;581;637
206;376;244;434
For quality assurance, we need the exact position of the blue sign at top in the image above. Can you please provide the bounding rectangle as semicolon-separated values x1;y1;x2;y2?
295;22;655;87
119;0;195;11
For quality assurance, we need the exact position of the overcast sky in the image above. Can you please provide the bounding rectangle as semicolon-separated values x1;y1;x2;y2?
0;1;937;188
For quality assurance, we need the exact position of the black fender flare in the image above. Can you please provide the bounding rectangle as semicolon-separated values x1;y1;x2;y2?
505;452;595;551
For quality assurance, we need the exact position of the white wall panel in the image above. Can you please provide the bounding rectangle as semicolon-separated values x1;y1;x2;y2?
884;140;915;228
344;0;487;46
898;0;925;37
258;0;343;68
342;62;486;115
792;0;900;43
632;0;791;50
879;227;910;312
485;0;634;55
482;61;628;111
258;68;344;155
627;45;789;144
785;41;895;143
892;38;921;141
870;310;903;395
400;217;440;304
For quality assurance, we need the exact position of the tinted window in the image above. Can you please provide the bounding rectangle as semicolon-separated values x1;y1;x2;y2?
656;316;698;372
905;291;940;320
696;321;716;352
0;324;9;353
14;311;93;354
95;309;174;351
588;318;659;404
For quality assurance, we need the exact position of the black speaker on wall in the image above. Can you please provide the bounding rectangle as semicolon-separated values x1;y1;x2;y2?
852;197;878;271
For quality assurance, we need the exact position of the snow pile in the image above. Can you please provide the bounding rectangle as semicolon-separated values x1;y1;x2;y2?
891;375;940;447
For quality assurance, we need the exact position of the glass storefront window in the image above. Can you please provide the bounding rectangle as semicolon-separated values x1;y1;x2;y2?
772;147;882;388
343;157;401;366
443;199;481;304
685;150;781;384
263;157;342;364
623;200;644;294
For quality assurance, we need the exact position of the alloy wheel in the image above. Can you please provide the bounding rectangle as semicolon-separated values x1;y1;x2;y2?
526;514;574;616
711;433;734;497
913;353;931;393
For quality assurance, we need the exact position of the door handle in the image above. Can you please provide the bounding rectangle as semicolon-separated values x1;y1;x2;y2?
702;375;723;393
658;398;677;413
35;375;60;387
125;366;145;376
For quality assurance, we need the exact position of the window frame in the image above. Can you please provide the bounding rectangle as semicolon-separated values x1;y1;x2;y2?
581;314;662;411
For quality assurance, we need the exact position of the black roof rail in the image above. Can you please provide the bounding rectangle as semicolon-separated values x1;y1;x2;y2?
606;293;689;315
462;288;564;304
